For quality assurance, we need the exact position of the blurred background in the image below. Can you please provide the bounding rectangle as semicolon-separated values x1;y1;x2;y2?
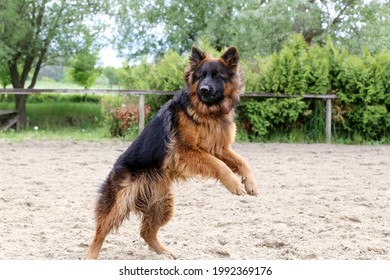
0;0;389;143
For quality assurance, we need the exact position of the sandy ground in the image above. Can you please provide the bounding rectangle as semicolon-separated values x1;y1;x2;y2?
0;140;389;260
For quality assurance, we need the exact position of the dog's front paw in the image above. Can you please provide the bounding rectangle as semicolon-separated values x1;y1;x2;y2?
235;186;247;196
242;177;259;196
227;184;246;196
246;185;259;196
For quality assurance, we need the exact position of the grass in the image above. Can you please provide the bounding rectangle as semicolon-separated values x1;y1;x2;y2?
0;101;140;142
1;100;108;141
28;103;102;130
0;102;102;130
0;127;110;141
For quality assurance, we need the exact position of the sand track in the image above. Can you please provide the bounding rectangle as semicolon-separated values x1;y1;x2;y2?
0;140;389;259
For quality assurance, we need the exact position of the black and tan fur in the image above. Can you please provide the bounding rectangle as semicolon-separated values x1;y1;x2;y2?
86;46;258;259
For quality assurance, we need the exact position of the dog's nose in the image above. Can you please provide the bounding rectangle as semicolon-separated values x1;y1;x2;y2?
200;86;210;95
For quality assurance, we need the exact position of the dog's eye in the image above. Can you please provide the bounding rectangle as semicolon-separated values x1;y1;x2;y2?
194;72;205;80
218;73;228;81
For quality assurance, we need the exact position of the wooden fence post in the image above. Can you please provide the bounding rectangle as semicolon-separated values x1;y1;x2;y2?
326;98;332;144
138;94;145;134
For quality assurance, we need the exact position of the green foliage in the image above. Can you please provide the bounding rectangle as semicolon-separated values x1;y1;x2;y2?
100;95;151;137
103;67;120;88
306;45;330;94
110;35;390;142
0;0;108;127
70;53;100;89
302;100;326;142
239;34;389;142
266;34;309;95
0;102;102;130
118;57;154;90
118;50;187;91
114;0;389;59
0;0;108;88
70;33;101;89
241;56;272;92
114;0;236;58
243;34;330;95
36;94;100;104
2;33;388;142
0;63;11;88
195;37;223;58
154;49;187;91
333;49;390;140
0;93;101;104
238;98;308;140
116;49;188;125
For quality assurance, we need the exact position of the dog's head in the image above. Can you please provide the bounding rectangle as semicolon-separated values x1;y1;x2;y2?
184;46;244;115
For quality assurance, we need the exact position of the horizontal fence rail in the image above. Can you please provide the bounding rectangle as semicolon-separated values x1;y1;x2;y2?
0;89;337;143
0;88;180;95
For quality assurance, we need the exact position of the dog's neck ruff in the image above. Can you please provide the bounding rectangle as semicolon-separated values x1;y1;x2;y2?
177;89;236;124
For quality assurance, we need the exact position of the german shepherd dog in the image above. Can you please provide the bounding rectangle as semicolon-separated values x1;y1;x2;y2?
86;46;258;259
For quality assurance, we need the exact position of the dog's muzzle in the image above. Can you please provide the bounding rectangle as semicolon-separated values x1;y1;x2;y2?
198;85;216;102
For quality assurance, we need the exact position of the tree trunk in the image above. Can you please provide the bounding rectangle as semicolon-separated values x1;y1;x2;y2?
9;60;28;130
15;94;28;130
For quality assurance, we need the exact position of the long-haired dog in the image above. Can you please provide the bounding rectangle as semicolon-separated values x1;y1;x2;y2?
86;46;258;259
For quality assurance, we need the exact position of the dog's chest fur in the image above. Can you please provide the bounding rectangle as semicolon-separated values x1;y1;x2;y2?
175;109;236;155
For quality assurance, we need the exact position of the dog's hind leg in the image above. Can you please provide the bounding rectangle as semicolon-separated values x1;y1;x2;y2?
138;187;176;259
86;178;131;260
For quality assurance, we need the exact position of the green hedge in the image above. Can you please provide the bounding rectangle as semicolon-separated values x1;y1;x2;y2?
240;35;389;142
334;50;390;140
114;34;389;142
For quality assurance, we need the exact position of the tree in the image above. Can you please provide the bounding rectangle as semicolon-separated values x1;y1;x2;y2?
232;0;390;56
233;0;325;56
103;67;120;88
114;0;239;59
113;0;390;60
0;0;108;128
332;0;390;53
70;33;101;89
70;51;101;89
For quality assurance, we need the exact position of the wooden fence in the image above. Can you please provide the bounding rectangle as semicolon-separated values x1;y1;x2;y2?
0;89;337;143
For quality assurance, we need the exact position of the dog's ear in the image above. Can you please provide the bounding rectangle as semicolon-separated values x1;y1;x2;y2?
221;46;239;69
189;46;206;67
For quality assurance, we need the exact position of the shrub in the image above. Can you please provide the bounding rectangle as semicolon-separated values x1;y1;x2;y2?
154;49;187;91
118;57;155;90
306;45;330;94
26;93;101;104
238;98;308;140
333;49;390;141
240;34;389;142
100;95;151;137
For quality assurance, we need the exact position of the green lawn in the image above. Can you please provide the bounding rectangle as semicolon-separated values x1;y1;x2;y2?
0;102;102;129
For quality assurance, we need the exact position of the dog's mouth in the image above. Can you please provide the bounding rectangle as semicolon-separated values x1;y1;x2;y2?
199;92;216;103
